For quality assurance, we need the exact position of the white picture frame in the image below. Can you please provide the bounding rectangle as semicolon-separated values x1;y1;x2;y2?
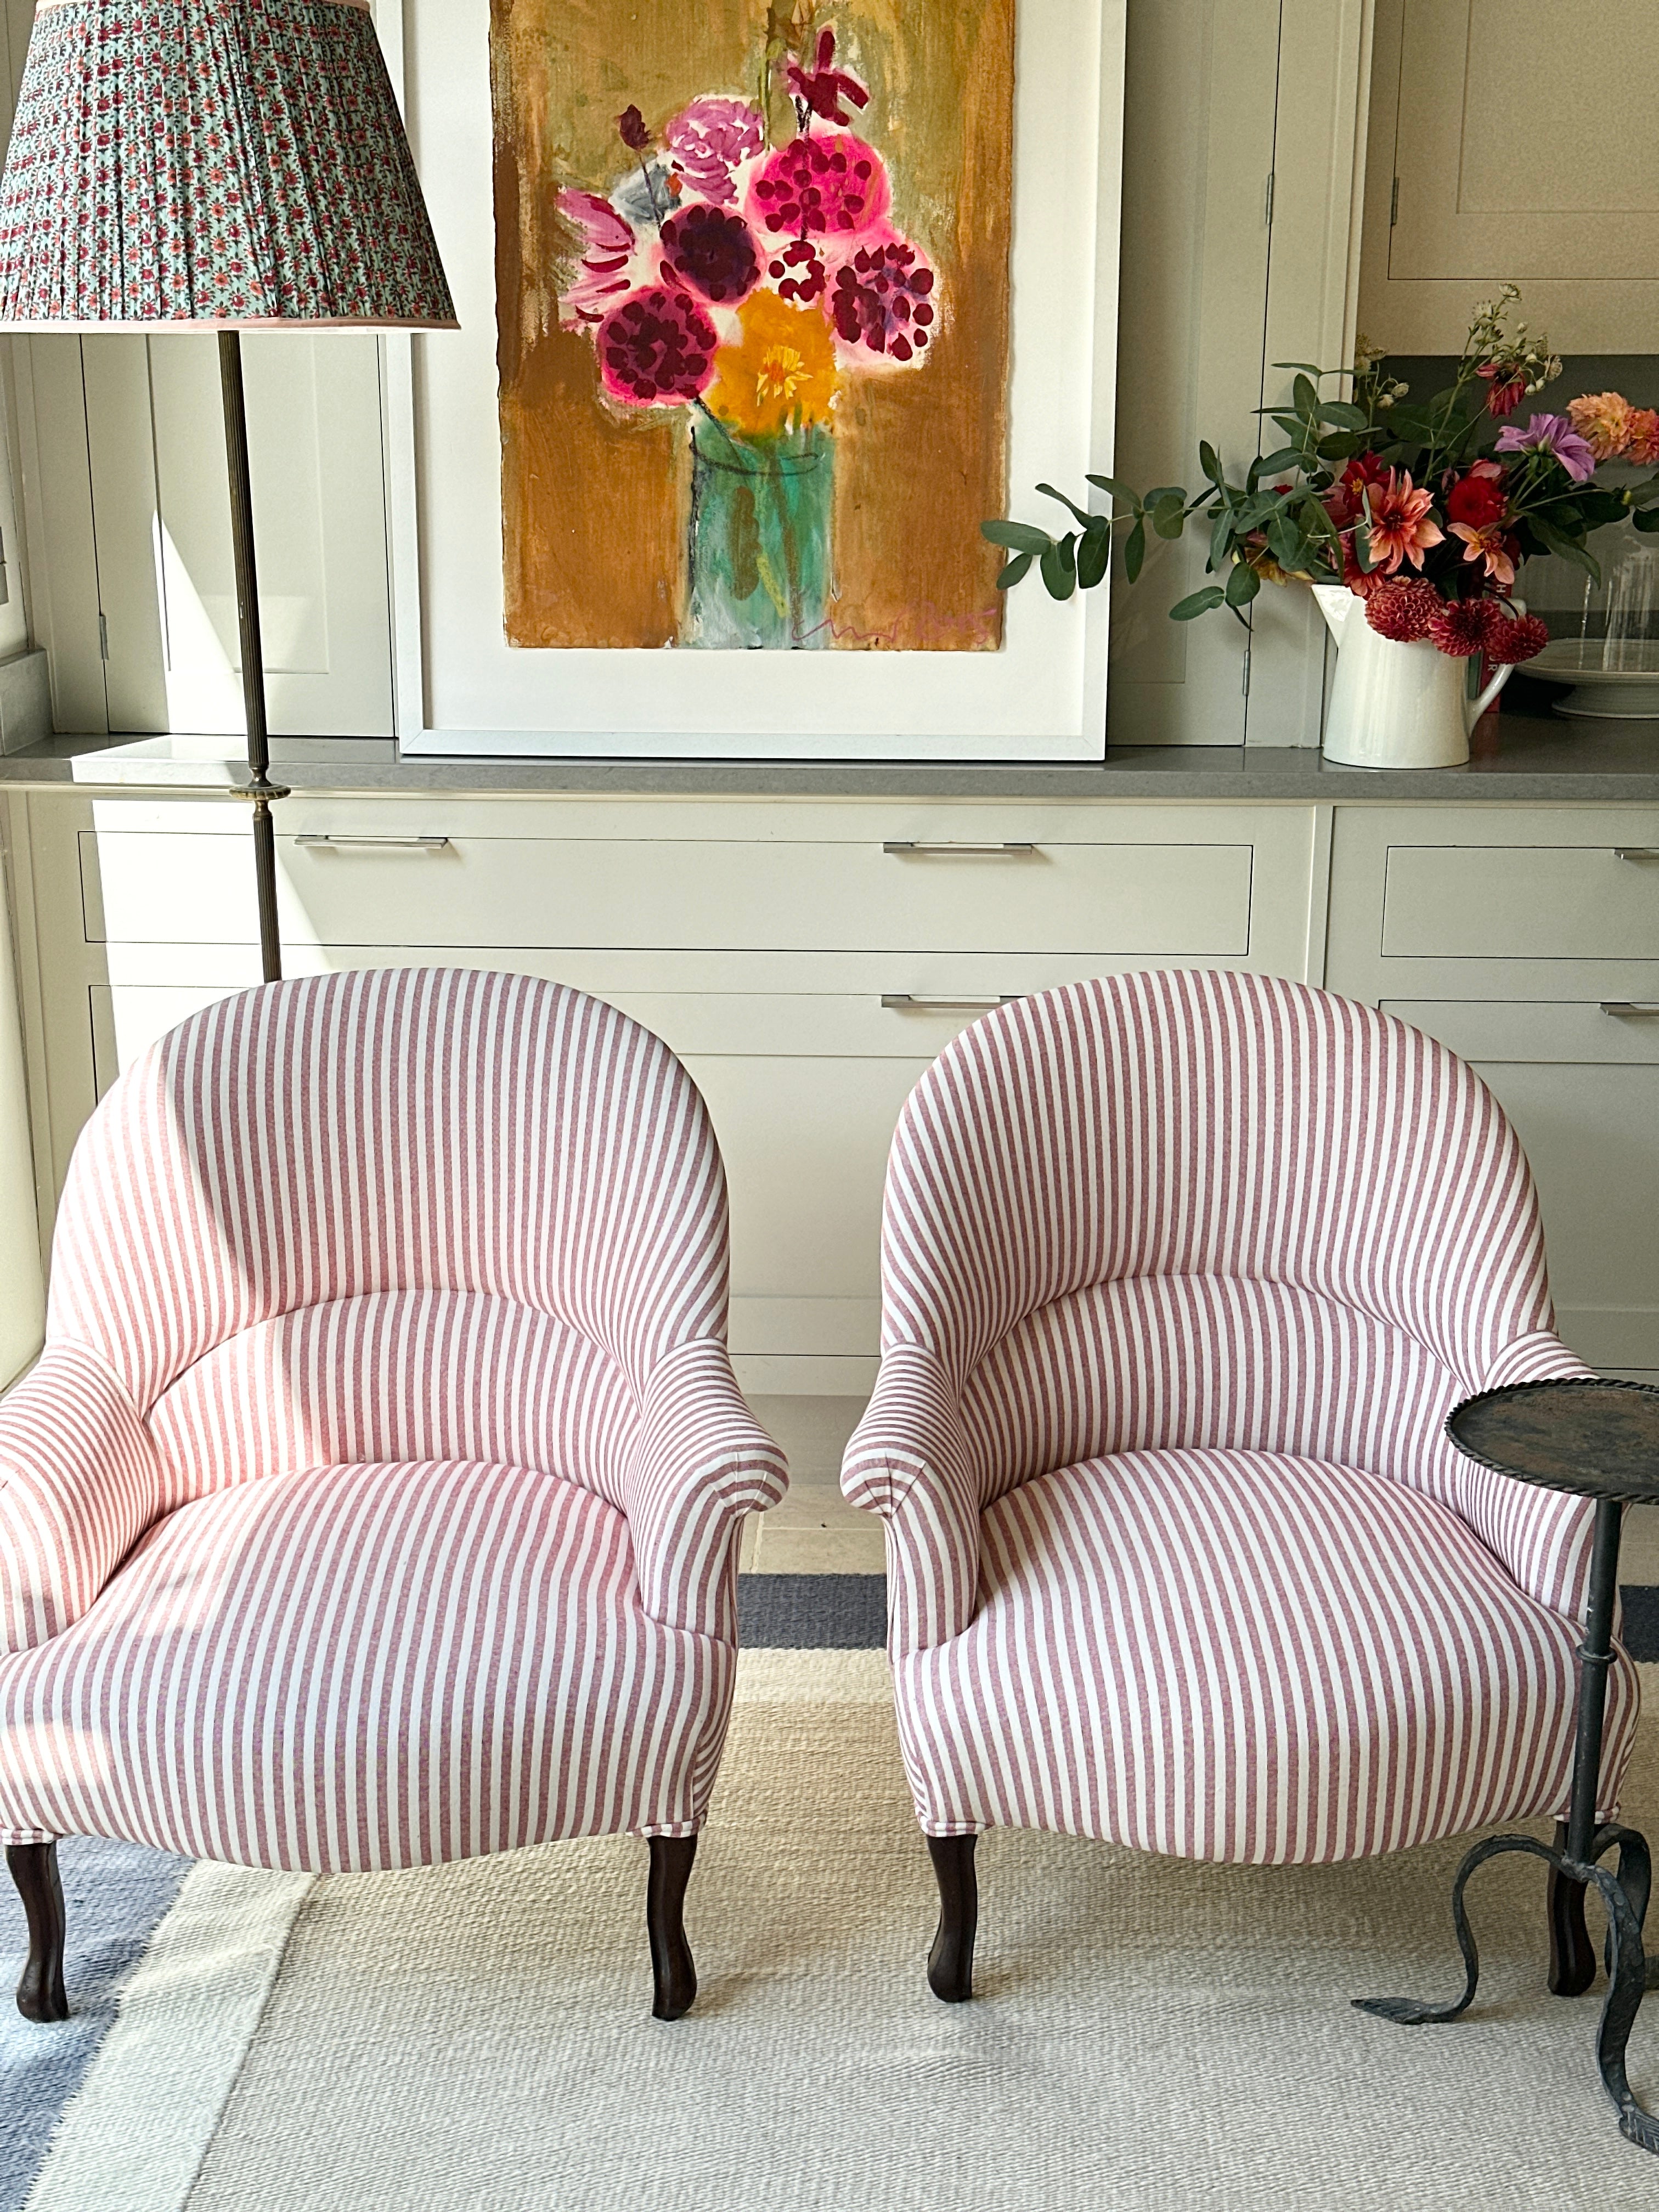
385;0;1126;762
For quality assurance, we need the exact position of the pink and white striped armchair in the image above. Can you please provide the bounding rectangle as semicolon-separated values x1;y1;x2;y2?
0;968;786;2022
842;969;1638;2002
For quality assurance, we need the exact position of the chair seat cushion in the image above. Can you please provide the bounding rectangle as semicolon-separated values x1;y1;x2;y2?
893;1446;1639;1864
0;1460;732;1869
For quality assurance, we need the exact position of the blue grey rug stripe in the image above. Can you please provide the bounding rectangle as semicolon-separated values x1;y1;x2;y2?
0;1838;191;2212
737;1573;886;1648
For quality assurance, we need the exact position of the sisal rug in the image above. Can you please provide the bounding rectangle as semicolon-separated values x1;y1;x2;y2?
15;1653;1659;2211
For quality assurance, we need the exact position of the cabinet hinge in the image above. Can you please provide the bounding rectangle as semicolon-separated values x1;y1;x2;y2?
97;611;109;661
1390;176;1400;228
1264;170;1275;228
1241;644;1252;698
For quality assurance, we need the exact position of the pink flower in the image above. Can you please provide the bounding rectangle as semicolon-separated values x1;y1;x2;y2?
1427;598;1493;658
1363;469;1444;574
1448;521;1517;590
1486;611;1549;665
763;236;828;306
828;230;936;363
748;129;889;239
1626;409;1659;467
663;98;764;207
1364;578;1440;641
596;285;718;406
1494;413;1598;483
1477;363;1528;419
556;189;635;328
1566;391;1633;462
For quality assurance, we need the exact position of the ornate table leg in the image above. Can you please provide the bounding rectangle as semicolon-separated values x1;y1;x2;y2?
1355;1497;1659;2152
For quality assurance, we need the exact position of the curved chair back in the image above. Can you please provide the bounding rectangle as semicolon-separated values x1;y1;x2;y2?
48;967;729;1418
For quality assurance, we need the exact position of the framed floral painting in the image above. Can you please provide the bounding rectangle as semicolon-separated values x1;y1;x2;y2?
393;0;1124;758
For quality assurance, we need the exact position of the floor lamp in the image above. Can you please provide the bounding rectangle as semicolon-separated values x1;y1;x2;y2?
0;0;456;983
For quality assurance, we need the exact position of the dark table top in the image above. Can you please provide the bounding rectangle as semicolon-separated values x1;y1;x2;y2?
1448;1379;1659;1504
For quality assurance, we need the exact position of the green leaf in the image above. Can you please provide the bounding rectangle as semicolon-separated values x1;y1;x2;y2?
981;520;1054;555
1292;374;1319;421
1209;509;1236;573
1085;473;1139;506
1224;559;1261;607
1272;361;1328;375
1040;533;1077;600
1076;524;1110;589
1258;446;1306;474
1150;494;1187;540
1635;506;1659;534
1139;484;1186;508
1123;515;1147;583
1198;441;1225;486
1169;584;1227;621
1317;400;1368;430
1268;514;1305;572
995;551;1034;589
1036;482;1097;528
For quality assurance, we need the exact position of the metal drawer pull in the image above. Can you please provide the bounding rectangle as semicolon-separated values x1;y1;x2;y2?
881;994;1020;1012
882;840;1038;856
1601;1002;1659;1017
1612;848;1659;861
294;833;451;851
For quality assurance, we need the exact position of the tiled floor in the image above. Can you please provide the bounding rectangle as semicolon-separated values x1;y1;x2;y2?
743;1397;878;1573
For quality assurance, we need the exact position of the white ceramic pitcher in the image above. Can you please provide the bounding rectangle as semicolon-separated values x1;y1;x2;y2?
1313;584;1520;770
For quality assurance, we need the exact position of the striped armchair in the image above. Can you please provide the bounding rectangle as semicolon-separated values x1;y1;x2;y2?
842;970;1638;2001
0;968;786;2023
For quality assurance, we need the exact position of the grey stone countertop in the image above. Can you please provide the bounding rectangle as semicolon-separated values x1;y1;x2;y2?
2;704;1657;804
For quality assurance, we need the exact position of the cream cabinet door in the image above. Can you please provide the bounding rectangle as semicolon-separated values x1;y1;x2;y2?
36;332;394;737
1384;1001;1659;1374
1362;0;1659;351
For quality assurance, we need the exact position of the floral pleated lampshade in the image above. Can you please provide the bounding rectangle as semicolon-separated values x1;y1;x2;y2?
0;0;455;329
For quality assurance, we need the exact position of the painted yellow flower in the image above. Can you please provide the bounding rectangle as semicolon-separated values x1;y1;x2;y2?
704;290;838;436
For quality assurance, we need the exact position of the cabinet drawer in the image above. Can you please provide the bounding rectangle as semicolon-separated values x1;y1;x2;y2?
1381;844;1659;961
1383;998;1659;1064
80;830;1254;958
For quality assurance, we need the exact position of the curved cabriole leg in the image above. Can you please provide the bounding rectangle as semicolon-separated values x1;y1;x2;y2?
7;1842;69;2023
1548;1821;1597;1997
926;1833;978;2004
646;1835;698;2022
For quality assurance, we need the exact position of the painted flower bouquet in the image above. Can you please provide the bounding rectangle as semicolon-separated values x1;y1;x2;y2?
557;22;938;648
988;287;1659;670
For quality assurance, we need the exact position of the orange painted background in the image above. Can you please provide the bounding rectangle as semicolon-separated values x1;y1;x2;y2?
491;0;1014;651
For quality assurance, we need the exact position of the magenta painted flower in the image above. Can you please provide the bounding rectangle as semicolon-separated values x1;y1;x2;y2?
1494;412;1598;484
596;285;719;406
764;236;828;306
663;97;764;207
660;203;760;305
829;233;936;363
788;28;870;126
556;189;636;328
749;130;889;239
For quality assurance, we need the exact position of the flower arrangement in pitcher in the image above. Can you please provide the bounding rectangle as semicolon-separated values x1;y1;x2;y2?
556;22;939;648
986;286;1659;667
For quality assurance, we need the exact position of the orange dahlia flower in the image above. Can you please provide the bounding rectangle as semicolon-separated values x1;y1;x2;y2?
1364;469;1444;573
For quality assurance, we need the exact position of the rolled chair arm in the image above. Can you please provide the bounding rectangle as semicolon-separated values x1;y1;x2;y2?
1452;1330;1605;1621
842;1343;981;1651
625;1339;788;1639
0;1341;165;1654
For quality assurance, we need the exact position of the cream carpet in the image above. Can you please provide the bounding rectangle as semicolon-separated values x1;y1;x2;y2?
30;1654;1659;2210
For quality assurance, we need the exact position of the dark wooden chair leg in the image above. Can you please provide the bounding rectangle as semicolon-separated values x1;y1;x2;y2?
7;1841;69;2023
927;1833;978;2003
646;1834;698;2022
1547;1820;1597;1996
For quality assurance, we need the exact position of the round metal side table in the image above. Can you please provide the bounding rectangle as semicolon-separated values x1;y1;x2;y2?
1355;1378;1659;2154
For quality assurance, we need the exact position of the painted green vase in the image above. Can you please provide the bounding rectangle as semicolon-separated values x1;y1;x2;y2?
686;415;833;649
